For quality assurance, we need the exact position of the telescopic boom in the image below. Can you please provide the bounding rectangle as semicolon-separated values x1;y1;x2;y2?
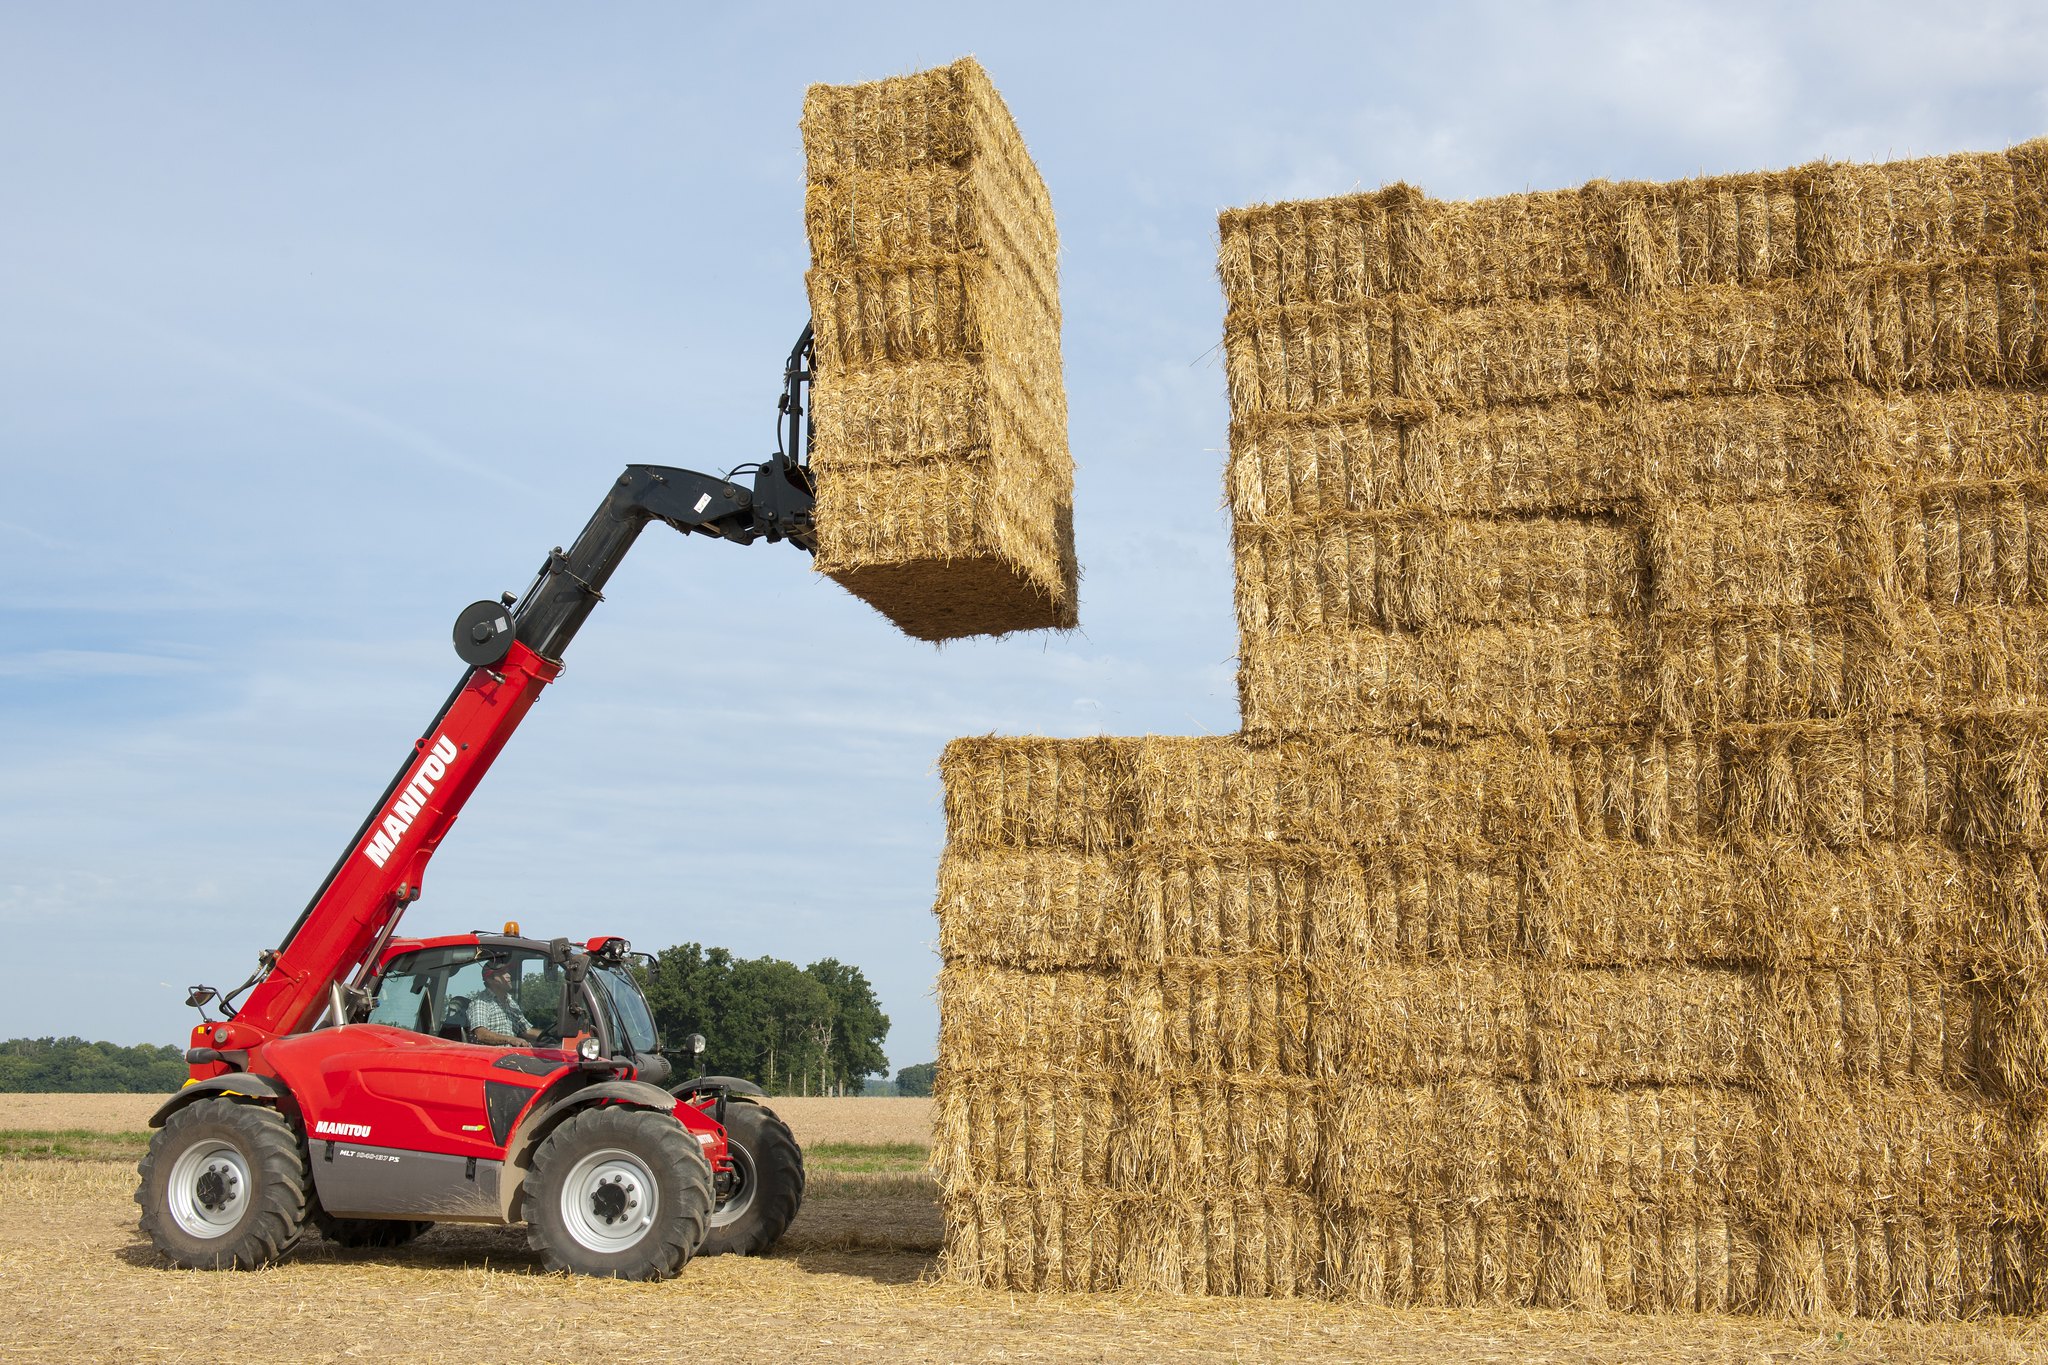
196;333;818;1055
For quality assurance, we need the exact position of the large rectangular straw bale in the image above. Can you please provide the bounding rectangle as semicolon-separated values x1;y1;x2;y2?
1531;840;2025;969
1750;966;1989;1090
1234;512;1643;632
1217;141;2048;312
1757;1080;2038;1221
934;839;2034;982
1238;619;1647;736
933;1066;1121;1191
941;1185;1141;1293
801;57;1076;639
1319;1198;1567;1308
1647;603;2048;732
1534;1085;1763;1211
1754;1214;2044;1318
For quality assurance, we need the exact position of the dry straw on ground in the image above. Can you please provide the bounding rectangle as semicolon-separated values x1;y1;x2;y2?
801;57;1078;641
935;139;2048;1316
9;1155;2046;1365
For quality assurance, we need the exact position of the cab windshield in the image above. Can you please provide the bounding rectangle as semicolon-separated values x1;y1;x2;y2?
593;963;659;1055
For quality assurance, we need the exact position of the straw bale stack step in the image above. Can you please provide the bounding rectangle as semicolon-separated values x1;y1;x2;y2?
801;57;1076;640
1218;141;2048;311
933;139;2048;1315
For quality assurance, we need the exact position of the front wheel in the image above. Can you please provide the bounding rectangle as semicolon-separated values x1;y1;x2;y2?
135;1098;309;1270
701;1100;805;1256
525;1107;713;1279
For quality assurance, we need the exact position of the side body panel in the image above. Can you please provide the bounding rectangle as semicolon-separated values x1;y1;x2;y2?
264;1024;562;1221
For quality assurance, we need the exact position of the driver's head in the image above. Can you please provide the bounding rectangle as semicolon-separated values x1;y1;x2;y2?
482;960;515;995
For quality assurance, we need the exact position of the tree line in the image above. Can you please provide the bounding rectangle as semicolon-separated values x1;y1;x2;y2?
2;943;893;1097
0;1037;190;1092
636;944;889;1095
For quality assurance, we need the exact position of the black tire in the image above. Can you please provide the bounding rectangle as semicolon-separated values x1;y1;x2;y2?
135;1099;309;1270
525;1106;713;1279
311;1209;433;1249
701;1100;805;1256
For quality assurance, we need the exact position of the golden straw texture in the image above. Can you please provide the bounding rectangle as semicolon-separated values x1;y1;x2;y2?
801;58;1078;640
935;139;2048;1314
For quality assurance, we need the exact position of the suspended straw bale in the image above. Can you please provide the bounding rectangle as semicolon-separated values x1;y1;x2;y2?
801;57;1077;640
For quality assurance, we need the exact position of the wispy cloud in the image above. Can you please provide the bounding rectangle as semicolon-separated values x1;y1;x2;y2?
50;291;532;494
0;648;206;678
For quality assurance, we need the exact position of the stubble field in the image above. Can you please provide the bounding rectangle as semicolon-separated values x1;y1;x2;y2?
0;1095;2041;1364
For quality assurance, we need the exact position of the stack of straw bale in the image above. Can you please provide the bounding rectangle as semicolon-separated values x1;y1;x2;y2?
934;140;2048;1317
801;58;1079;641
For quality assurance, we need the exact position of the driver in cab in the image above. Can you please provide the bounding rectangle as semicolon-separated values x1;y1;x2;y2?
468;959;543;1047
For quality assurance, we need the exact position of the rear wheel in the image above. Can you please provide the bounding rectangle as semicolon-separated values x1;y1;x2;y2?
701;1100;804;1256
135;1099;309;1269
525;1107;712;1279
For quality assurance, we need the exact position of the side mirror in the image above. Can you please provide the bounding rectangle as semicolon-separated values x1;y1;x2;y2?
185;986;217;1009
686;1032;706;1058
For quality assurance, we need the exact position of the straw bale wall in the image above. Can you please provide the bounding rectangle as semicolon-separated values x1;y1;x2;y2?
934;141;2048;1315
801;58;1077;640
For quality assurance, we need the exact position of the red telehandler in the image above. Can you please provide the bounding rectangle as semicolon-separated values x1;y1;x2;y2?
136;331;824;1279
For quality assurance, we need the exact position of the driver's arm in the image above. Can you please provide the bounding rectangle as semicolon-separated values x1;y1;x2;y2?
471;1025;534;1047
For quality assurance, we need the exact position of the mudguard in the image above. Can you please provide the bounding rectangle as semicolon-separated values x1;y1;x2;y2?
497;1077;681;1220
671;1074;767;1100
149;1073;288;1129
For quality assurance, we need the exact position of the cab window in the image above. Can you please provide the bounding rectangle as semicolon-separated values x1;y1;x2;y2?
366;946;563;1042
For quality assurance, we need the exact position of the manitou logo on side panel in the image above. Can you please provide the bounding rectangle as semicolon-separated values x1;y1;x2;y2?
361;735;459;868
314;1120;372;1138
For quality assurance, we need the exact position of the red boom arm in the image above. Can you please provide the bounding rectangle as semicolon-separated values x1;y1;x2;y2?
227;641;560;1039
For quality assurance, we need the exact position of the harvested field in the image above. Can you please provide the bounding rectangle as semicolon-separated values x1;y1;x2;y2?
5;1154;2045;1363
0;1091;157;1133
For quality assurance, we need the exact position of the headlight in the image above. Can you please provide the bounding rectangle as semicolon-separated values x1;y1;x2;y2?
578;1036;602;1061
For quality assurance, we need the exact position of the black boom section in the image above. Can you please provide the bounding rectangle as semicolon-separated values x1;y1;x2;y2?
513;458;814;666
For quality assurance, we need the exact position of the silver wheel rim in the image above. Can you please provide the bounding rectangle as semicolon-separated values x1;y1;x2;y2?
559;1147;659;1254
166;1139;251;1239
708;1134;756;1229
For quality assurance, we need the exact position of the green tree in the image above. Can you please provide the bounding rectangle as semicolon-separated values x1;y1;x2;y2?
805;959;889;1095
895;1062;936;1097
639;944;884;1096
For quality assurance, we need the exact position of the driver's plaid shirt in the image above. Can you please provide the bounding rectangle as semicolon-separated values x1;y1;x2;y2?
467;992;530;1038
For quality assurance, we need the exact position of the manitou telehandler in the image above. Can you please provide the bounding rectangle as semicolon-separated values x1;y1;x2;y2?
136;331;824;1280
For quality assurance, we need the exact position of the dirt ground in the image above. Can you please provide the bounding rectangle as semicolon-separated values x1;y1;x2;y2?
1;1098;2042;1364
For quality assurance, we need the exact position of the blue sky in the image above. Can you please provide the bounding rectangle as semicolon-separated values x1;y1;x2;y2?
2;4;2043;1071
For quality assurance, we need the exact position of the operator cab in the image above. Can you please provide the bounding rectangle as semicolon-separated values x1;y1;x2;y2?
364;933;671;1086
